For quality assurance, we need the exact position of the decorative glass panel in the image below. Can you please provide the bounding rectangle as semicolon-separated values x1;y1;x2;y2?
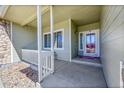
86;33;96;53
80;33;83;50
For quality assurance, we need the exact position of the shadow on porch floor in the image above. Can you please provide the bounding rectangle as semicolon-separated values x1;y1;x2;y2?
72;56;102;67
41;60;107;88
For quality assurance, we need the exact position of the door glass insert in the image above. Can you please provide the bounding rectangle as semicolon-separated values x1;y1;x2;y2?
80;33;83;50
86;33;96;53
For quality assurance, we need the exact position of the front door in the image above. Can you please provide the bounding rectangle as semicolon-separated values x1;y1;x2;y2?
79;29;99;57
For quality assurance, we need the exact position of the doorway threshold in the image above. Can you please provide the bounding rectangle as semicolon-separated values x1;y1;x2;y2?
71;57;102;68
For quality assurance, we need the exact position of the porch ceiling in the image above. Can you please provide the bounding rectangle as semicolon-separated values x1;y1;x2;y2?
28;5;102;28
0;5;102;28
1;5;49;26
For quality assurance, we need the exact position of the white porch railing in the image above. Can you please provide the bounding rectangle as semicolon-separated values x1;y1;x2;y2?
22;49;54;81
40;51;54;80
22;49;38;66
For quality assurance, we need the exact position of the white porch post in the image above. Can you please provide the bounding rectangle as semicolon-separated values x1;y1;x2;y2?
50;6;54;73
37;5;42;82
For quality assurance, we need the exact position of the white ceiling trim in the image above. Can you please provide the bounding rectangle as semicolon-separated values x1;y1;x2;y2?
21;6;50;26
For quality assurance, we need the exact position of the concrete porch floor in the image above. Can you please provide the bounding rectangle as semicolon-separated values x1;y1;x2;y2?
41;60;107;88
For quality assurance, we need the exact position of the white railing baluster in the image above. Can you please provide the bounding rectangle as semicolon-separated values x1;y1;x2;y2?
46;56;48;73
45;56;47;76
48;56;50;73
49;56;51;71
22;49;54;81
51;52;54;73
43;57;45;77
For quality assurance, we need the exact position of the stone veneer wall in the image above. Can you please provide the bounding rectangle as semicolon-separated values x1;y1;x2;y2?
0;20;11;65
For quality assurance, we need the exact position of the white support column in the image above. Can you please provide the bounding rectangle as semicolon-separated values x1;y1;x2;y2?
50;6;54;73
69;19;72;62
50;6;54;52
37;5;42;83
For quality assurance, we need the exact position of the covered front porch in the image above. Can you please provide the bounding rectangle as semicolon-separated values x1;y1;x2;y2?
17;5;105;87
0;5;122;87
19;5;103;84
21;49;106;87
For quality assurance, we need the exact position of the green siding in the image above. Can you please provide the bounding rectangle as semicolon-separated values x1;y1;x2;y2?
12;23;37;62
43;20;70;61
71;20;78;58
78;22;100;32
101;6;124;87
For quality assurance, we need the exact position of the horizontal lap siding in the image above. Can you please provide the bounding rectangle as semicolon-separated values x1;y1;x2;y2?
101;6;124;87
71;20;78;58
12;23;37;62
43;20;70;61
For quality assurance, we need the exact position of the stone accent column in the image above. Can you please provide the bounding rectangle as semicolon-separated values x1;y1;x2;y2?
0;20;11;65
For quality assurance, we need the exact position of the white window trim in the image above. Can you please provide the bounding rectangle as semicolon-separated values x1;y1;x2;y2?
43;29;64;50
78;32;85;51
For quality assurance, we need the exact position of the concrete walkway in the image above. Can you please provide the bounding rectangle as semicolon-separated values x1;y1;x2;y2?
0;67;4;88
41;60;107;88
0;78;4;88
0;62;38;88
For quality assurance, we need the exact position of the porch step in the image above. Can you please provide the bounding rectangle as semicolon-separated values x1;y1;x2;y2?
71;59;102;68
